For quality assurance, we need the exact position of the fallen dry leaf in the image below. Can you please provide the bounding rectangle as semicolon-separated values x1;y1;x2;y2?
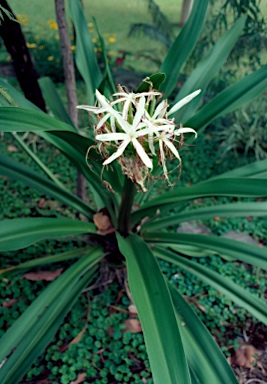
2;298;20;308
123;319;142;333
7;145;18;152
128;304;137;316
22;269;63;281
231;345;259;368
60;323;88;352
37;198;47;208
93;212;114;234
70;373;86;384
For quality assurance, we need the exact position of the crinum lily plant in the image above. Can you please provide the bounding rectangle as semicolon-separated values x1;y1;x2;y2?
78;86;200;190
1;0;267;382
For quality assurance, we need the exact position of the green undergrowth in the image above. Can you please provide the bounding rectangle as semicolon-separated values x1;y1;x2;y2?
1;128;267;383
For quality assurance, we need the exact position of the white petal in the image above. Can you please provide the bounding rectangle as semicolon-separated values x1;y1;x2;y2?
167;89;201;116
103;140;130;165
163;138;181;161
132;96;146;130
174;127;197;137
77;105;106;114
148;135;156;156
122;98;131;120
132;138;153;168
96;133;127;141
159;140;168;179
96;113;111;129
152;100;168;119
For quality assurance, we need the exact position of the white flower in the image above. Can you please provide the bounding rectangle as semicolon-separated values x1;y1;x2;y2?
111;90;161;120
77;87;200;187
156;126;197;180
95;96;153;168
167;89;201;116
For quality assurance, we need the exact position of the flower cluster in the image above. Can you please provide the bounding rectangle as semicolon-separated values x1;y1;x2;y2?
78;86;200;190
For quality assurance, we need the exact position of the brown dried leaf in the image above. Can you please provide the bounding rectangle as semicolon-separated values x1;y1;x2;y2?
37;198;47;208
93;213;114;234
70;373;86;384
22;269;63;281
2;298;20;308
123;319;142;333
231;345;258;368
128;304;137;316
7;145;18;152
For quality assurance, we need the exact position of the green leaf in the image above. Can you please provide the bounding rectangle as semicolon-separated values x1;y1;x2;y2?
0;246;94;276
168;283;238;384
93;17;116;96
37;130;109;210
0;153;95;218
172;16;246;121
160;0;209;97
0;78;40;110
154;247;267;325
38;76;75;127
136;72;166;93
0;247;103;384
210;158;267;180
186;64;267;133
144;232;267;270
68;0;102;104
0;107;75;132
132;178;267;225
0;218;96;251
117;233;191;384
142;202;267;231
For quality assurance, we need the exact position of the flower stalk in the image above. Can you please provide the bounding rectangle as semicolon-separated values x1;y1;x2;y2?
118;176;136;235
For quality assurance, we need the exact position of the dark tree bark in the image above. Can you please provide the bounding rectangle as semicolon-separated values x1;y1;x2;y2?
0;0;46;111
55;0;87;204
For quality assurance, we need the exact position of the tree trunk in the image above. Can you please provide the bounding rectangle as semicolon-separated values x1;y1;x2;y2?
55;0;87;204
0;0;46;111
180;0;193;27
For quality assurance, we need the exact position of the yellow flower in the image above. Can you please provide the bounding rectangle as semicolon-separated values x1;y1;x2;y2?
38;45;45;50
17;14;28;25
47;20;58;30
88;22;93;27
6;55;11;62
26;42;37;49
92;37;98;43
108;37;116;43
47;56;54;61
71;45;76;51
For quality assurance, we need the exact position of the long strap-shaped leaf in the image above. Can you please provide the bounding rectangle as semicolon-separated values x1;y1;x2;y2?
154;247;267;325
185;64;267;133
0;218;96;251
0;107;75;132
160;0;209;98
68;0;102;104
168;283;238;384
38;76;75;127
172;16;246;121
117;233;191;384
0;246;94;276
37;130;110;211
0;153;94;218
132;178;267;225
144;232;267;270
209;158;267;180
142;201;267;231
0;247;103;384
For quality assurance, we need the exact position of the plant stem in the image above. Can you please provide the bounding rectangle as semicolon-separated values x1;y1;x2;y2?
118;177;136;236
